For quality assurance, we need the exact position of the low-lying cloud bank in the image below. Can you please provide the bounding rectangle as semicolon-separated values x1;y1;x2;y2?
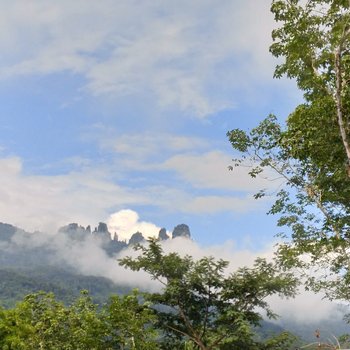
1;221;347;326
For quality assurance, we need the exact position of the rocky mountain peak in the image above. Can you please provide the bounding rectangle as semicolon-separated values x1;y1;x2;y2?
96;222;108;233
172;224;191;239
129;231;145;245
158;227;169;240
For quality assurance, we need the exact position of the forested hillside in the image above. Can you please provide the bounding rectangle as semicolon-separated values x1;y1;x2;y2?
0;266;128;308
0;221;189;308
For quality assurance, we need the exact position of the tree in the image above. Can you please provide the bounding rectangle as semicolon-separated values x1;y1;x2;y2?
271;0;350;176
0;291;159;350
119;238;297;350
103;290;159;350
0;291;106;350
227;0;350;302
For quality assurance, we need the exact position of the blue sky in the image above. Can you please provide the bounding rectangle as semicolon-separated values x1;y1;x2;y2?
0;0;302;247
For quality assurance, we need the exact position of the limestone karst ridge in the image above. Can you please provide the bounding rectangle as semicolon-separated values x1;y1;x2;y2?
0;221;191;258
59;222;190;250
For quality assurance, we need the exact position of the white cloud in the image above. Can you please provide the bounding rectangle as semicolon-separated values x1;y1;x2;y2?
0;154;269;234
88;126;280;195
128;183;268;216
0;148;276;238
266;290;344;325
107;209;163;241
182;194;266;214
0;157;148;232
102;132;209;161
162;150;279;192
0;0;276;117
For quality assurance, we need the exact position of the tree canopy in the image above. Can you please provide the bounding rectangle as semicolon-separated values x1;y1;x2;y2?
120;238;297;350
271;0;350;176
0;290;158;350
228;0;350;302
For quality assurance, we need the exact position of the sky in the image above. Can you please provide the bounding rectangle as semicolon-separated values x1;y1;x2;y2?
0;0;303;248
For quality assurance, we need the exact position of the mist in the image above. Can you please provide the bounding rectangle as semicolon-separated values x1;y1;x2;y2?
1;222;348;327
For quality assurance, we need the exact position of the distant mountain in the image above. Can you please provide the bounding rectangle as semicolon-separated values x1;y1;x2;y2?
158;227;169;240
172;224;191;239
0;222;24;241
58;221;192;255
0;220;193;309
0;221;193;267
0;265;130;308
277;317;350;344
129;231;145;245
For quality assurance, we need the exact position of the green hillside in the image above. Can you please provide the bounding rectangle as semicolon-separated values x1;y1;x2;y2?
0;266;129;308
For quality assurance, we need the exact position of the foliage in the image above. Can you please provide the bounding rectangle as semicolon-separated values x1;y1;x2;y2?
119;238;297;350
0;290;158;350
271;0;350;171
228;0;350;301
103;290;159;349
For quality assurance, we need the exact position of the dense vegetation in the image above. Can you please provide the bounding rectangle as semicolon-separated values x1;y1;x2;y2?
0;290;158;350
